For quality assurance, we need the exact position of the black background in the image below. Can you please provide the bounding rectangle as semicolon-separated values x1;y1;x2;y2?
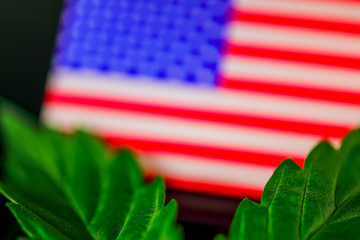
0;0;63;239
0;0;239;239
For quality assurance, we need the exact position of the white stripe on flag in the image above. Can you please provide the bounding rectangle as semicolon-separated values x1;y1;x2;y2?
139;152;274;190
48;70;360;126
227;21;360;58
42;102;325;158
221;55;360;93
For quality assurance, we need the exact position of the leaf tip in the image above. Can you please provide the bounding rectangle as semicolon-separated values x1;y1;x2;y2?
340;128;360;150
261;159;299;205
214;233;227;240
303;140;335;169
151;176;166;188
280;158;299;168
166;199;178;209
272;158;301;176
142;176;166;200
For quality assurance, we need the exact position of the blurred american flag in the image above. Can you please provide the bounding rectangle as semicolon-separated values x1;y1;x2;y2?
43;0;360;199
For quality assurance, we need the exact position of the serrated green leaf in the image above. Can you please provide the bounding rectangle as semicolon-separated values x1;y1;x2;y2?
0;101;182;240
115;178;166;240
7;202;74;240
0;183;92;240
143;199;184;240
229;199;267;240
220;129;360;240
89;150;143;240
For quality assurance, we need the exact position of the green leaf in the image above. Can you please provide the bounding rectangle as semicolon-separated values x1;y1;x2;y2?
0;101;183;240
143;199;184;240
213;234;227;240
220;129;360;240
6;203;71;240
89;150;143;239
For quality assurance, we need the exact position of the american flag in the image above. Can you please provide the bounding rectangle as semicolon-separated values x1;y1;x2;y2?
42;0;360;199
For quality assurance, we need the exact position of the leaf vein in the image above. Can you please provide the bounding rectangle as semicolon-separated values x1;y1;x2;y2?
306;185;360;240
298;174;309;240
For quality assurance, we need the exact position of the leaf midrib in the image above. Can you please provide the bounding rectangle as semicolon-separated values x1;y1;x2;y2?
298;172;310;240
115;191;139;239
305;185;360;240
62;183;97;236
10;133;96;238
264;167;286;240
140;187;162;239
12;204;73;240
116;185;162;240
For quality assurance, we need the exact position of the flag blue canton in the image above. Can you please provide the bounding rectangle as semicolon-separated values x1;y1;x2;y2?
54;0;231;86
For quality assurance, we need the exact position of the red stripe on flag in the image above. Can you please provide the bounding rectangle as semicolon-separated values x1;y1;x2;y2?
231;11;360;34
224;44;360;70
45;92;351;138
146;175;263;199
104;135;304;167
220;76;360;107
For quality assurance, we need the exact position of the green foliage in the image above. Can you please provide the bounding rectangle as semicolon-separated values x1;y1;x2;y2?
0;102;183;240
2;101;360;240
217;129;360;240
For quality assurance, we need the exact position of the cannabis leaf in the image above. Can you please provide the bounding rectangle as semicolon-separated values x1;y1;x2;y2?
217;129;360;240
0;102;183;240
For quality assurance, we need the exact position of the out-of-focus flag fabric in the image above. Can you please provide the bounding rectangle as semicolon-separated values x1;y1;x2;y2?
43;0;360;199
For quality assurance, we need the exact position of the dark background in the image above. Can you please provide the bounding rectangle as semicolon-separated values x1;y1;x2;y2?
0;0;239;239
0;1;64;238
